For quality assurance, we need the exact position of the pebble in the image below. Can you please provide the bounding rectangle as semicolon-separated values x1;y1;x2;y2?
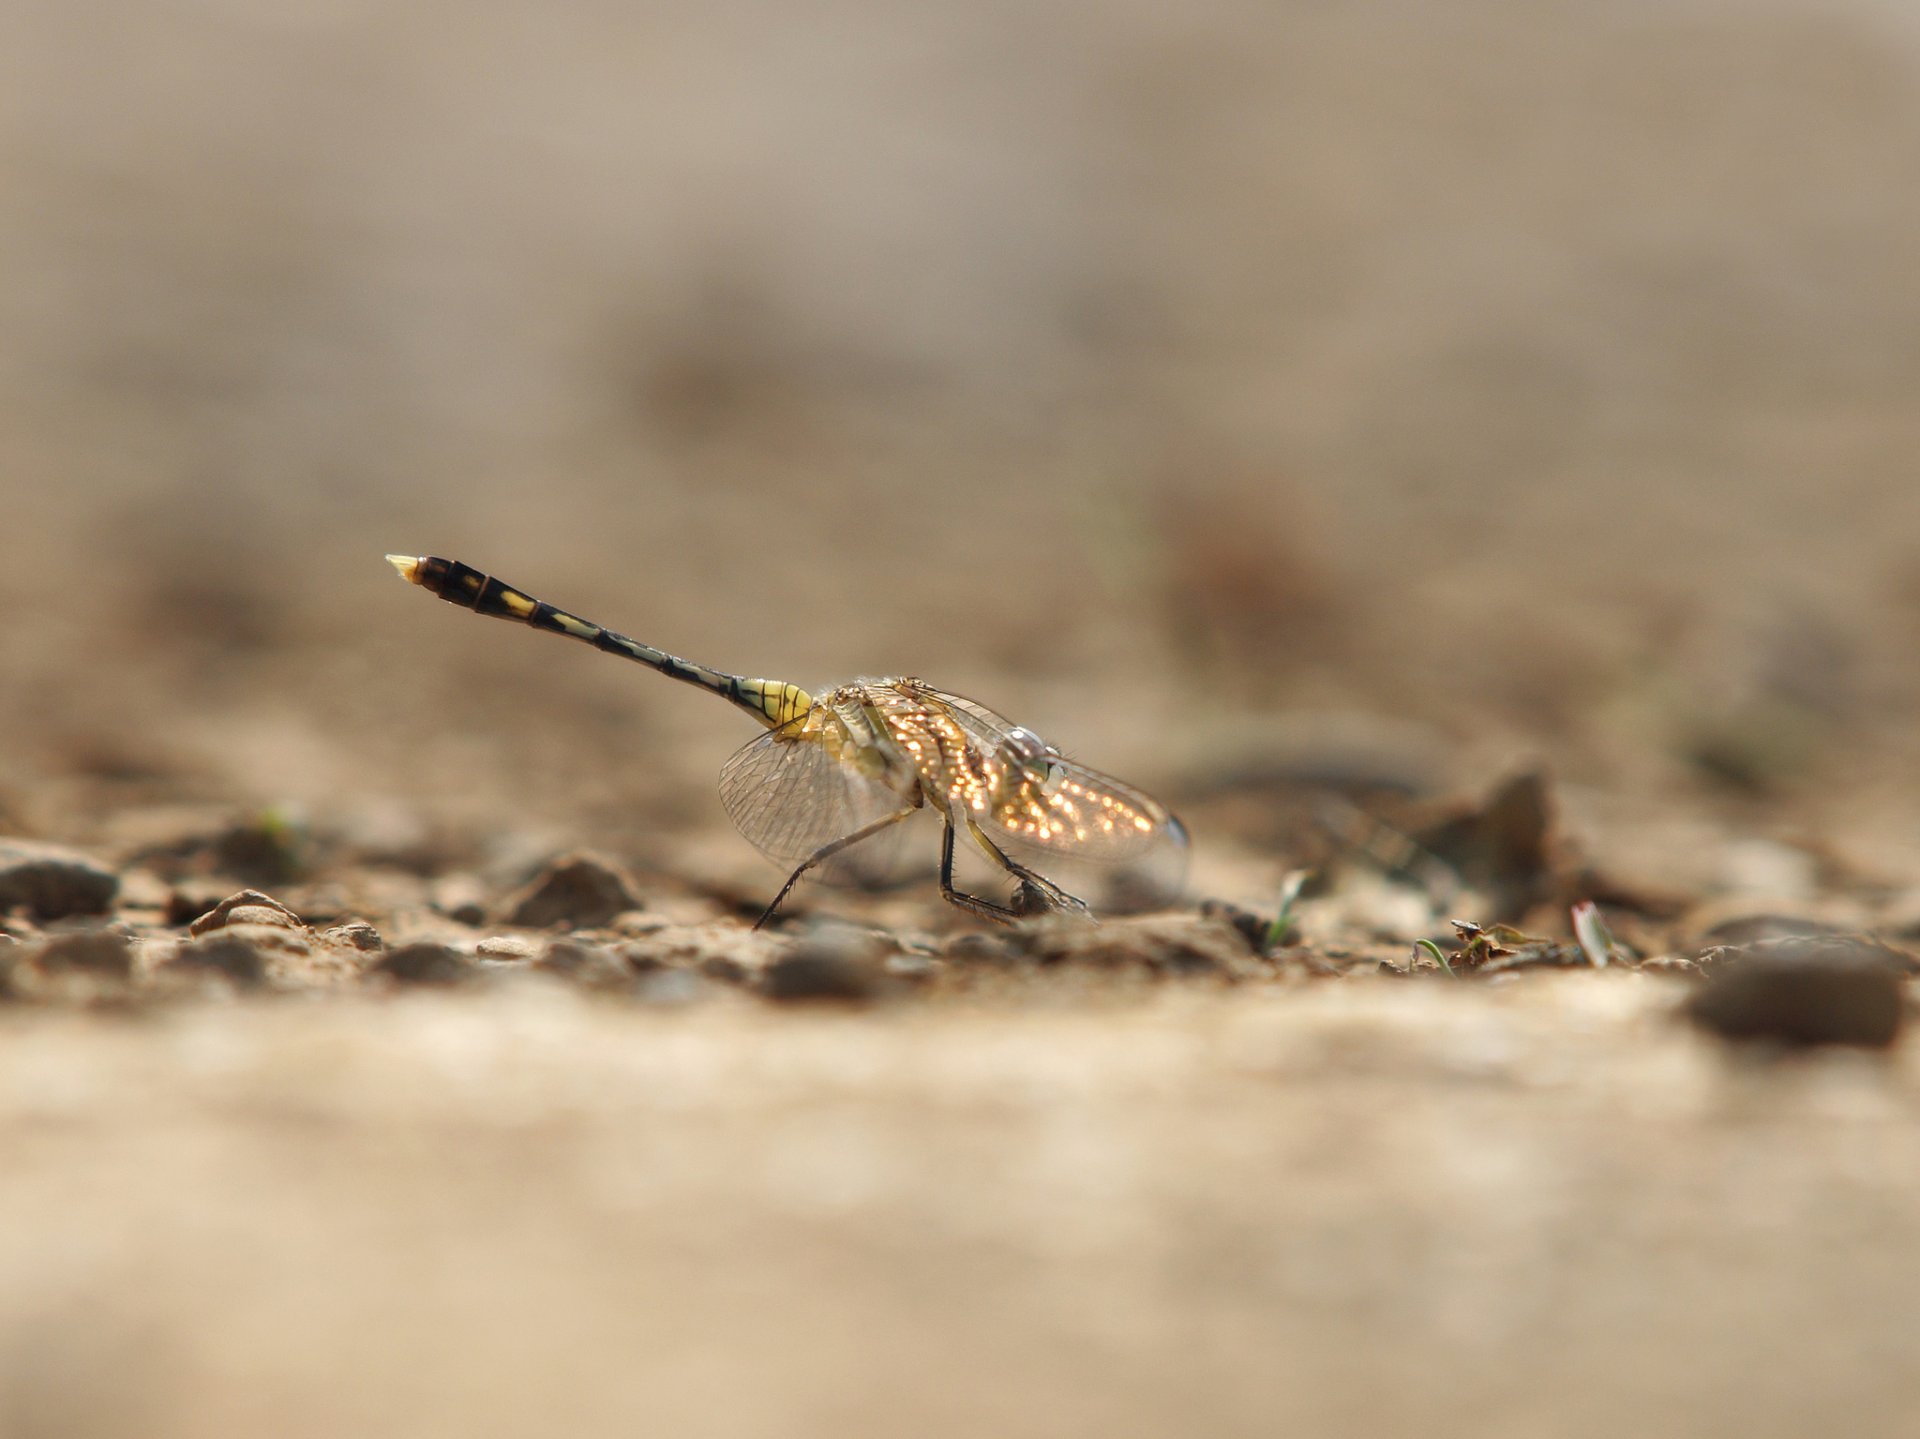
698;954;752;986
25;930;134;980
536;940;635;990
475;935;540;961
0;840;119;921
188;889;302;937
761;942;885;1003
499;854;641;930
1687;937;1906;1049
167;934;268;986
372;942;474;987
322;921;384;952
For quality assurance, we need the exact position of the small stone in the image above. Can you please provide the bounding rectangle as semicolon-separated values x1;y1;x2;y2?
761;943;885;1003
1199;899;1277;954
615;943;667;975
372;942;473;987
498;853;641;930
210;812;307;886
188;890;302;937
475;935;540;961
323;921;384;952
0;841;119;922
536;940;634;990
27;931;134;980
1687;938;1906;1049
168;934;267;986
698;954;752;986
1697;914;1844;947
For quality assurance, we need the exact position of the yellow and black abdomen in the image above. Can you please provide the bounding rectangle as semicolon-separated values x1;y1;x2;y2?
386;554;811;728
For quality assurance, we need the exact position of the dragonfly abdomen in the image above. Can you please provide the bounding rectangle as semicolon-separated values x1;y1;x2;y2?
387;554;811;728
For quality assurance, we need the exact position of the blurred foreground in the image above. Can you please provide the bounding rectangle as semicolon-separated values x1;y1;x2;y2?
6;982;1920;1439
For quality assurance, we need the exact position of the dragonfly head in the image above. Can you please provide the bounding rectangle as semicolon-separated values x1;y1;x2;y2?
992;727;1064;798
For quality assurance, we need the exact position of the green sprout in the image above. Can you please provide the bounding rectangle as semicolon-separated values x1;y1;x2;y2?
1263;869;1311;952
1413;936;1457;978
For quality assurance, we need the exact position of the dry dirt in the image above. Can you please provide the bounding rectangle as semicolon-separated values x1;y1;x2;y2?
7;1;1920;1434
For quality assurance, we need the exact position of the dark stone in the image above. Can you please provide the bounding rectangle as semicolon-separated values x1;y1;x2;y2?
499;854;641;930
168;934;267;986
698;954;752;986
1687;939;1906;1049
0;841;119;922
615;943;667;975
761;945;884;1003
1699;914;1846;947
28;930;134;980
372;942;473;987
536;940;633;989
210;815;306;886
1199;899;1275;953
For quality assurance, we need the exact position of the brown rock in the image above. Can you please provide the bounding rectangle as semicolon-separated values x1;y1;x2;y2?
167;934;268;986
372;942;474;987
1687;938;1906;1049
498;854;641;930
27;930;134;980
322;921;384;952
761;938;886;1003
536;940;635;990
0;841;119;921
188;890;302;937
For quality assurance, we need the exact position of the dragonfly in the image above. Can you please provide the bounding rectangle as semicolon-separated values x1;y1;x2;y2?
387;554;1188;929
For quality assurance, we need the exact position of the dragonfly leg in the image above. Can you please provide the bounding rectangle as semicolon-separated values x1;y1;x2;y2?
936;817;1025;924
753;807;918;932
963;816;1093;918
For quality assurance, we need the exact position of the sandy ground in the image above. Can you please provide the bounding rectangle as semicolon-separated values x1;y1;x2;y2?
6;979;1920;1439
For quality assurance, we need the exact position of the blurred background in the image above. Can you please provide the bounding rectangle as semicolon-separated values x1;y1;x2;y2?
5;0;1920;870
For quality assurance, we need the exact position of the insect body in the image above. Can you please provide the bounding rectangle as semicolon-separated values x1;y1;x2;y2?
388;555;1187;928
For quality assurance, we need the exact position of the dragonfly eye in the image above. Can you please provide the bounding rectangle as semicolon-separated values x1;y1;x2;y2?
997;727;1049;768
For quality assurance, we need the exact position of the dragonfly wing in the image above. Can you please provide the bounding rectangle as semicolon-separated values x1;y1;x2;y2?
920;687;1190;905
988;756;1178;860
718;720;919;887
922;690;1185;862
975;759;1189;912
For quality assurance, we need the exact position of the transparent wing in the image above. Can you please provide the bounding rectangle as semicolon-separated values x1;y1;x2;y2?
925;688;1189;870
718;719;917;886
987;759;1191;912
